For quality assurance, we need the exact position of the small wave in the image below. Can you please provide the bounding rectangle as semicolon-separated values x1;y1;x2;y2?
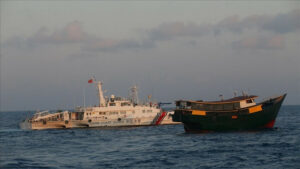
0;129;23;133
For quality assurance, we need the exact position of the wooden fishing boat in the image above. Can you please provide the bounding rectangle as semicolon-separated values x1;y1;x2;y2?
172;94;286;132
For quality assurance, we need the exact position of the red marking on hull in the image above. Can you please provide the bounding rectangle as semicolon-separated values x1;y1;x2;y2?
155;112;167;125
263;120;275;128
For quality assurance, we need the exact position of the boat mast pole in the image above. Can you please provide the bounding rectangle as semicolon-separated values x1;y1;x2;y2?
96;81;106;107
83;87;86;108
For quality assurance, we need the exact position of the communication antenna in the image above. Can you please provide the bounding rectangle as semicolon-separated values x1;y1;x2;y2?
242;90;247;96
234;91;238;97
148;95;152;102
83;87;86;108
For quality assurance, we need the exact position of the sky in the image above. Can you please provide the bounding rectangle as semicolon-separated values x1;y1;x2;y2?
0;1;300;111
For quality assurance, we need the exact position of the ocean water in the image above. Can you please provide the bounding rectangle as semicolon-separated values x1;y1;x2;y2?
0;106;299;169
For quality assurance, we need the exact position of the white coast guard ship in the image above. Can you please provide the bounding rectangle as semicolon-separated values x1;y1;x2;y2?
20;79;177;130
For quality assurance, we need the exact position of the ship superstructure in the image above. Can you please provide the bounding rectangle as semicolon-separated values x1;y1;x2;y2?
72;80;163;127
20;79;177;130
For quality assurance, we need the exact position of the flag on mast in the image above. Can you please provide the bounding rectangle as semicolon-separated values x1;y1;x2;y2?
88;79;93;83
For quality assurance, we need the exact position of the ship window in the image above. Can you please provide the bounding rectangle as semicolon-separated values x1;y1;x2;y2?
109;103;116;106
186;102;192;109
187;102;191;107
204;104;214;111
147;110;152;112
213;104;223;111
192;103;204;110
109;112;118;115
234;102;240;109
178;102;187;109
246;99;253;103
223;104;234;110
142;110;145;113
120;111;126;114
191;103;197;109
199;104;204;109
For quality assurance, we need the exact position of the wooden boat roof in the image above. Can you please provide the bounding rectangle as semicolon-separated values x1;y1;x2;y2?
177;95;258;104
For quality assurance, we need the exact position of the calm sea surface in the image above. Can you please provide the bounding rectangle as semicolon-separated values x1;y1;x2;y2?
0;106;299;169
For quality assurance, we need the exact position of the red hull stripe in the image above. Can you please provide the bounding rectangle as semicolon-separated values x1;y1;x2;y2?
263;120;275;128
155;112;167;125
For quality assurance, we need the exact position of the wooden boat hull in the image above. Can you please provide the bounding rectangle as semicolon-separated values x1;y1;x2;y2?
173;94;286;132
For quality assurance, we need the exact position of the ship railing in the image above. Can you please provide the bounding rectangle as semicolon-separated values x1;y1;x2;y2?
260;94;283;103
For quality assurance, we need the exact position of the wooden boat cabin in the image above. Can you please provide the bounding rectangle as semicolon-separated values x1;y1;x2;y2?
176;95;258;112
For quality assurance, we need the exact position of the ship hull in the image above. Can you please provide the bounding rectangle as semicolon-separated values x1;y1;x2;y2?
173;94;286;132
19;111;178;130
19;120;86;130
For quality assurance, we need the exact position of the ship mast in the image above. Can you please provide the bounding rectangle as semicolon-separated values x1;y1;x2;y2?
96;81;106;107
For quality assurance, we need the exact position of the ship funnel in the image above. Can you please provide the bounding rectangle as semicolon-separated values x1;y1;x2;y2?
96;81;106;107
130;85;139;105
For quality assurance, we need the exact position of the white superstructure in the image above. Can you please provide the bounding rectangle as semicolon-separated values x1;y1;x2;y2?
20;79;175;130
72;80;162;127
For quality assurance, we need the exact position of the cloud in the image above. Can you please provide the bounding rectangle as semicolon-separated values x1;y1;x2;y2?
262;9;300;33
143;9;299;50
3;20;154;53
232;35;285;50
214;15;244;34
213;9;300;35
3;9;299;53
48;21;87;43
147;22;210;41
3;21;88;49
147;9;300;41
81;39;155;52
28;21;88;44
